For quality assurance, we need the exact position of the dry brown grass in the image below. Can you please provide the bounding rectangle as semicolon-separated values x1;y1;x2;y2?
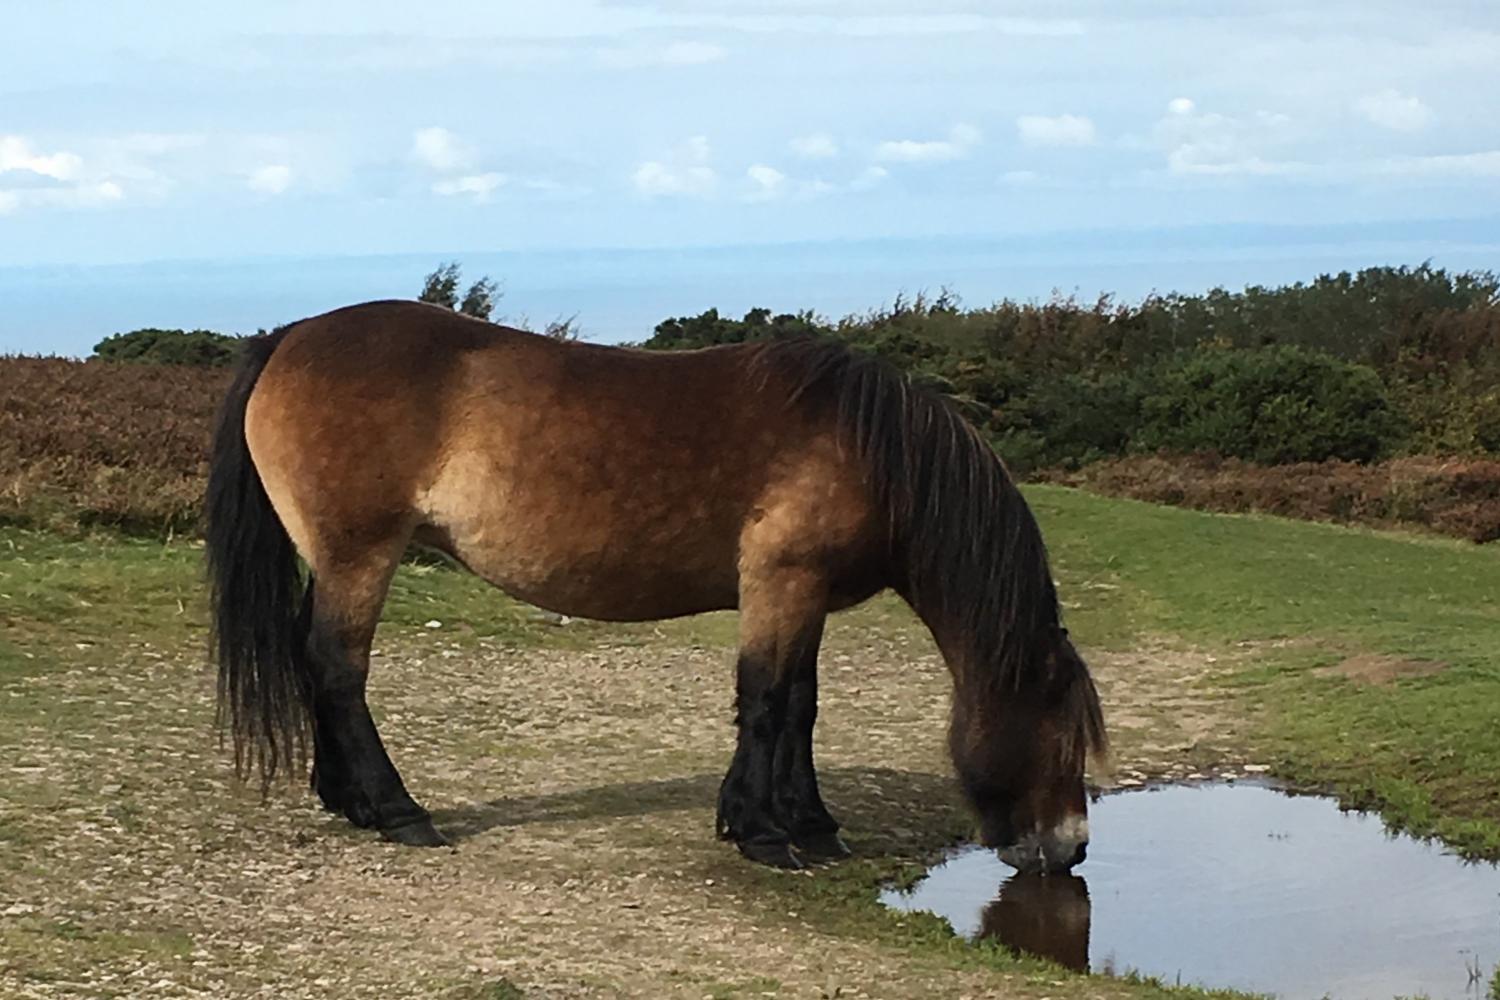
1039;453;1500;543
0;357;228;532
6;354;1499;546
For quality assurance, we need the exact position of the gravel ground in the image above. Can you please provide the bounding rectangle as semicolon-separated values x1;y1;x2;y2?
0;607;1242;999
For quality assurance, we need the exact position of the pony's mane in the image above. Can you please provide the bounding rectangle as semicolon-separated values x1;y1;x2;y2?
752;336;1105;758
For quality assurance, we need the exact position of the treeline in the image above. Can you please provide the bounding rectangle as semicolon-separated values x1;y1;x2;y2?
9;261;1498;540
643;265;1500;475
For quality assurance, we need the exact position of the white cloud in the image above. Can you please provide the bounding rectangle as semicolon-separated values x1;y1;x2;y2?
1166;151;1306;176
0;135;127;212
1168;97;1196;116
0;135;83;180
850;165;888;190
1016;114;1096;148
0;178;123;213
999;169;1040;185
790;133;838;159
633;136;717;197
598;40;728;68
874;123;980;163
663;40;727;64
834;14;1082;37
247;164;292;194
1355;89;1433;132
1373;150;1500;178
432;171;507;200
411;127;473;172
1154;103;1302;177
746;163;787;200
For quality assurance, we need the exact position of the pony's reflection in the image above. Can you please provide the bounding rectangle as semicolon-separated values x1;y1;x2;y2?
977;874;1091;971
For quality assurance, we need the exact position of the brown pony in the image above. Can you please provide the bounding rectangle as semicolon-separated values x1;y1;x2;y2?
205;300;1105;873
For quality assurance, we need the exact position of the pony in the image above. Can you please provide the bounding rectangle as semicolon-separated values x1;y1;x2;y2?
205;300;1105;872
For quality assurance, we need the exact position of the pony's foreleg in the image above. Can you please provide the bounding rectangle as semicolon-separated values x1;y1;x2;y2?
716;569;827;869
303;556;446;848
773;638;848;859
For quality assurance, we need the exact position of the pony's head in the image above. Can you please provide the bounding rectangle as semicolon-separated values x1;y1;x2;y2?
949;628;1104;874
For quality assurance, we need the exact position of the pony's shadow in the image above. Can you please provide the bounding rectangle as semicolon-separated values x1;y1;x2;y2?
431;765;966;854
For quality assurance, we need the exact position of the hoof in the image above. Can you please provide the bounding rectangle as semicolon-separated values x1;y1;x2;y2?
793;830;850;860
738;839;803;869
381;816;451;848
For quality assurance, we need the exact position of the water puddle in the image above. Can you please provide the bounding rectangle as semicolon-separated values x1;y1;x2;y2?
882;783;1500;999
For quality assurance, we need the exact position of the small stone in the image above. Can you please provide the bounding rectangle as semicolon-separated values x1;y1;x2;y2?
1243;764;1271;773
424;620;442;629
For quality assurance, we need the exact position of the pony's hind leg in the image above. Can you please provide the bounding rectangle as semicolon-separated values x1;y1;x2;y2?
717;569;828;869
303;547;446;847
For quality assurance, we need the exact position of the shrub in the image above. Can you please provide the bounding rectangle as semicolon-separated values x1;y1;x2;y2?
1041;454;1500;543
1134;345;1402;464
0;356;228;532
91;328;242;367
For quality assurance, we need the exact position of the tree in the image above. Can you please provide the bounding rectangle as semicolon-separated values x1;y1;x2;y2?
459;277;500;322
91;328;241;367
418;262;500;320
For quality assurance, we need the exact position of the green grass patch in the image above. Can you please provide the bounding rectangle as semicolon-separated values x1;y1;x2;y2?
1027;484;1500;856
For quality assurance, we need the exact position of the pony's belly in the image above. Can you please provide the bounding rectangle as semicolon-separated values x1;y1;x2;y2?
420;520;741;622
469;554;739;622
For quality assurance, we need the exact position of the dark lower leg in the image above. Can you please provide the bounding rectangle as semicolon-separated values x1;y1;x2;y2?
717;653;795;865
306;621;445;846
773;671;842;853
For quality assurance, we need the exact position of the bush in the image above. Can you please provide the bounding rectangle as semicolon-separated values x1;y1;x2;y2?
1134;345;1402;464
1040;454;1500;544
91;328;242;367
0;356;228;532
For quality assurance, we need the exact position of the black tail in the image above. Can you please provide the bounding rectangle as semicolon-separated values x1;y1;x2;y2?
204;326;311;786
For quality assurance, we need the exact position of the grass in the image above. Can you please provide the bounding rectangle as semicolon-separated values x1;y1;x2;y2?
2;489;1497;996
1028;484;1500;856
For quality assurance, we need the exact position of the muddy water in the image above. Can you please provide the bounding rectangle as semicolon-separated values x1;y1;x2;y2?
881;783;1500;999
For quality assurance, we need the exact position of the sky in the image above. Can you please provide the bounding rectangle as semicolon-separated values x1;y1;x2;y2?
3;1;1499;353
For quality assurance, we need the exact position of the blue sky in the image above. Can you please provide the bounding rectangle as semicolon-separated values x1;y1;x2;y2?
3;1;1498;353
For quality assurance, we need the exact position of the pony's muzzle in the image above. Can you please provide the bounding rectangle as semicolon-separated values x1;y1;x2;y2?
996;816;1089;875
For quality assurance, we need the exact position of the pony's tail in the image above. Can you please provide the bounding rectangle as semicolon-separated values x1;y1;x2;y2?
204;327;311;787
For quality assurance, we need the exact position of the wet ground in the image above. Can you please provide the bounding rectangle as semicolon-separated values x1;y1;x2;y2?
883;783;1500;1000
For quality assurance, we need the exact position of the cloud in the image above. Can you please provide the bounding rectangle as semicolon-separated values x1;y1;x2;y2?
1373;150;1500;178
1154;103;1302;177
0;178;123;214
745;163;787;200
247;164;292;194
1355;89;1433;132
737;160;890;201
1016;114;1096;148
0;135;126;213
598;40;727;68
999;169;1040;185
432;172;507;200
633;135;717;197
874;123;980;163
789;133;839;159
0;135;84;181
411;127;473;172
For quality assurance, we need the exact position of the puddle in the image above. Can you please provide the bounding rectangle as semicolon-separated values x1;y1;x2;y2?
882;783;1500;999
